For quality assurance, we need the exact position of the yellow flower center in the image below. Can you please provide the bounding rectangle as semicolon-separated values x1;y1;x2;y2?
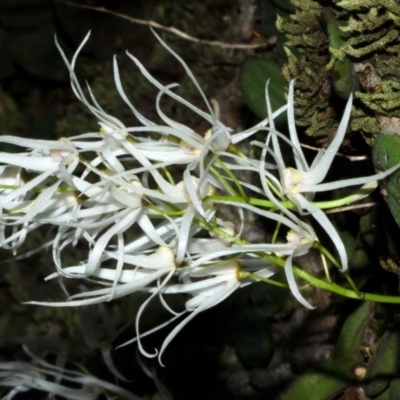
283;167;305;194
286;230;311;245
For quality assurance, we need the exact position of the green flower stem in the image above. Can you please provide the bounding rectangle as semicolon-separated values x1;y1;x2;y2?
240;271;289;288
207;194;291;210
0;184;75;193
200;219;400;304
161;165;175;185
207;192;369;211
8;202;35;215
342;271;362;297
147;204;185;217
214;157;248;199
294;265;400;303
285;267;398;302
271;215;282;244
0;184;26;190
226;143;247;159
209;166;238;196
275;256;400;303
321;253;332;283
313;241;361;296
267;178;284;200
313;241;341;270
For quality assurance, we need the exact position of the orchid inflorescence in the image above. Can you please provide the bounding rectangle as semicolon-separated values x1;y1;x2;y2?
0;29;397;375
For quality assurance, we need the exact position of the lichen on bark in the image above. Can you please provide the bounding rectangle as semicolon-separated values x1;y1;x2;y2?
278;0;400;145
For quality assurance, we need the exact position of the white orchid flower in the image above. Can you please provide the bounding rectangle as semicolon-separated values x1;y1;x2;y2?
267;80;400;272
117;261;242;363
28;246;177;307
0;346;142;400
57;30;230;181
122;28;231;152
118;258;278;364
0;137;80;251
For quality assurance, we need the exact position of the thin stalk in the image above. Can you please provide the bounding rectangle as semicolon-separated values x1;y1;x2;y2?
240;271;288;288
209;166;238;196
214;158;247;200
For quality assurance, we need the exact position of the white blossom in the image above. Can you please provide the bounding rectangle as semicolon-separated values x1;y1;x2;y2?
0;346;142;400
264;80;400;272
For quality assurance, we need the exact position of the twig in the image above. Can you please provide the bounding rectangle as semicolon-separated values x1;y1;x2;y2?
325;201;376;214
300;143;368;161
55;0;275;49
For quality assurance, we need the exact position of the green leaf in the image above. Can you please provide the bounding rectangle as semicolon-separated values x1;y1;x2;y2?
372;133;400;225
363;331;400;397
280;302;374;400
240;57;287;128
280;359;351;400
388;378;400;400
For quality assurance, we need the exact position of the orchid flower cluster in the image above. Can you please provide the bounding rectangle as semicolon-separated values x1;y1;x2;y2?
0;30;397;377
0;346;142;400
